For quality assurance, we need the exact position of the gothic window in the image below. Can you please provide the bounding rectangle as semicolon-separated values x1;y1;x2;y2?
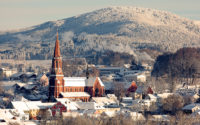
56;61;59;68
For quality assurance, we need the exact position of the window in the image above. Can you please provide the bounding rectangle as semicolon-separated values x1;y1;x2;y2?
56;61;59;68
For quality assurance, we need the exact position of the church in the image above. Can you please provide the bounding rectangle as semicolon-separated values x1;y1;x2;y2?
48;32;105;102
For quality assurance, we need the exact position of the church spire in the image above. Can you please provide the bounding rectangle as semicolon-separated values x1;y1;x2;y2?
49;30;64;100
54;31;61;57
51;31;63;72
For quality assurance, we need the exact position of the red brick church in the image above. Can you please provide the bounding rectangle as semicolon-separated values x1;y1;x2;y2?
49;32;105;101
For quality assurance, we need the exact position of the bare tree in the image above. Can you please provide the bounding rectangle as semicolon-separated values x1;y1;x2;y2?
113;82;125;101
148;77;168;93
183;95;195;106
62;60;78;77
152;47;200;92
162;94;184;114
88;67;99;77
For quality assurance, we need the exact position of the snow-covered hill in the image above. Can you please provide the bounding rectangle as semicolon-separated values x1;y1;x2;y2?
0;6;200;60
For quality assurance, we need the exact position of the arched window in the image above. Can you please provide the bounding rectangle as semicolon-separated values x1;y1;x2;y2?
56;61;59;68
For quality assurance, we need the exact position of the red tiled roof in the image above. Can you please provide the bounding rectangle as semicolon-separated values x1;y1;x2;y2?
127;81;137;92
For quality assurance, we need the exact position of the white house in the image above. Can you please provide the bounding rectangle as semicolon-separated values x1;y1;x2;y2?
124;73;146;83
130;112;146;121
0;68;17;78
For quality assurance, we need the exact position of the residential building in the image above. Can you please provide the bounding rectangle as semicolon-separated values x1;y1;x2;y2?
0;68;17;78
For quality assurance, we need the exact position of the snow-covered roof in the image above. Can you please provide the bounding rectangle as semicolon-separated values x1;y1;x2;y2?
75;102;96;110
124;70;141;74
13;82;26;87
0;109;16;121
107;94;117;99
151;115;171;122
130;112;145;121
64;77;86;87
97;77;104;86
157;93;173;99
60;92;90;98
23;84;37;90
38;102;55;109
64;77;104;87
98;67;123;70
13;94;28;102
10;73;24;78
122;97;133;103
56;98;78;110
25;101;42;110
12;101;29;111
25;72;36;77
92;97;118;106
12;101;54;111
182;103;200;110
56;98;70;104
36;73;47;80
10;72;36;78
147;94;159;99
20;121;39;125
103;110;117;117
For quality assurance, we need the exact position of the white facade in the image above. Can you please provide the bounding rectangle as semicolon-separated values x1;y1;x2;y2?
124;73;146;83
64;77;86;87
60;92;90;98
0;68;17;78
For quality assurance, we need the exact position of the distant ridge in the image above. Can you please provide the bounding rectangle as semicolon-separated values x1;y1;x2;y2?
0;6;200;60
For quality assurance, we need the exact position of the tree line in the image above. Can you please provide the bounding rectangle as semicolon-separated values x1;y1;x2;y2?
152;47;200;87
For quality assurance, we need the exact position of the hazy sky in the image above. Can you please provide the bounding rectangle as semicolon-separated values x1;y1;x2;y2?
0;0;200;31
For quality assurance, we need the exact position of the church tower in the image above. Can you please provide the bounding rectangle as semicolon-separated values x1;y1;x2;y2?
49;32;64;100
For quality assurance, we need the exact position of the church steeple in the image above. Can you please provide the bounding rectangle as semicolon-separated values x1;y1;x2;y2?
49;31;64;100
54;32;61;57
51;31;63;74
